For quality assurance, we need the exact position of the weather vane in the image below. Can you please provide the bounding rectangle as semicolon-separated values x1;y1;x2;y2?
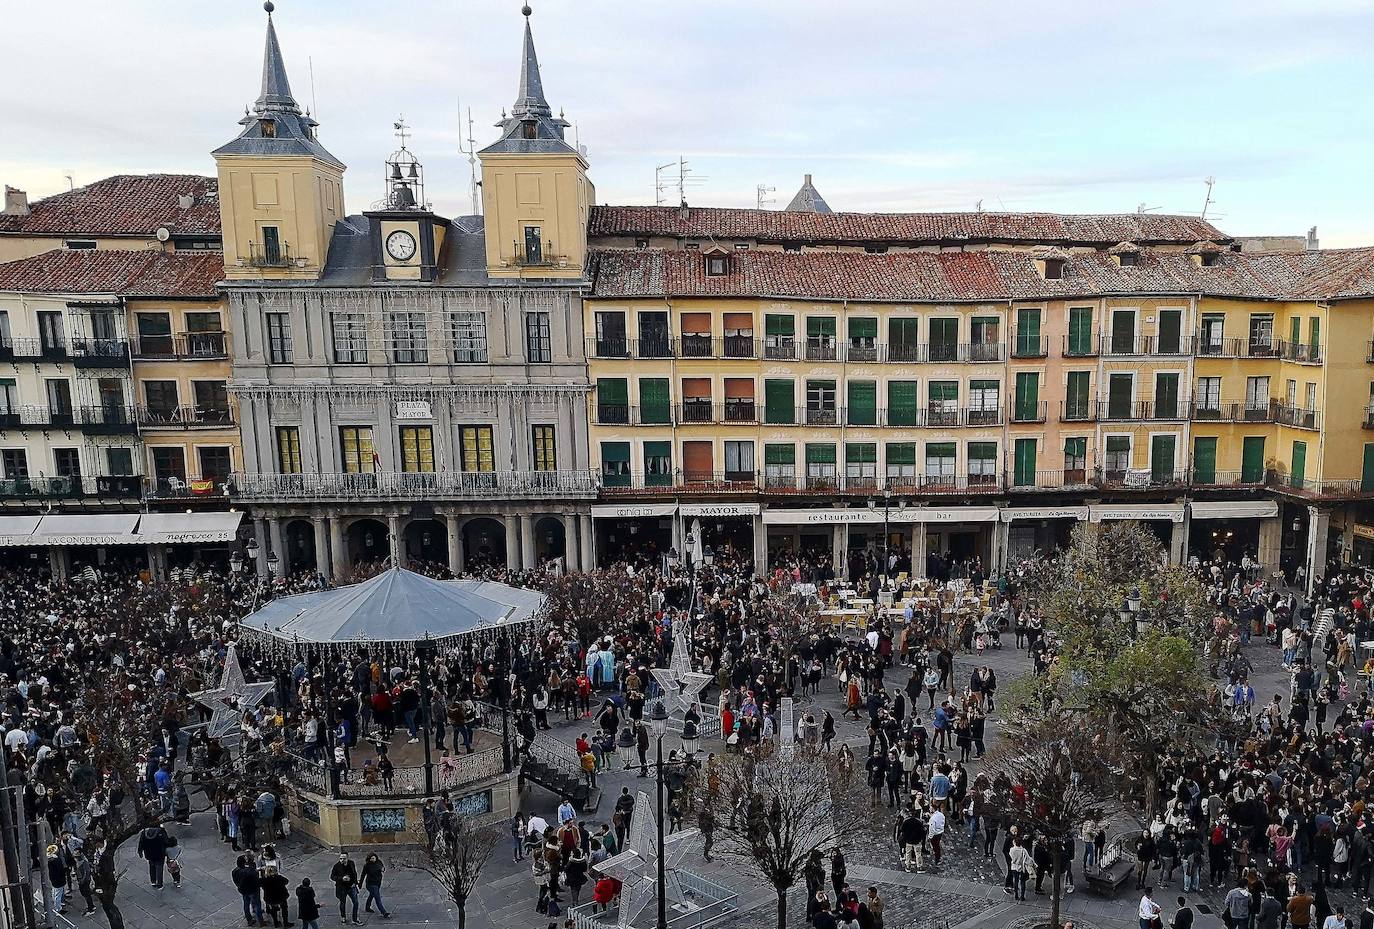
393;116;410;150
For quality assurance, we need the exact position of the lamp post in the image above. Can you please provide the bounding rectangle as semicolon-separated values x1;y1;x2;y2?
246;536;260;574
1121;585;1143;637
498;629;512;773
415;636;437;795
867;487;905;589
649;699;670;929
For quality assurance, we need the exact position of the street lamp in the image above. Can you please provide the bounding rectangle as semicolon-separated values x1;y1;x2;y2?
415;636;437;795
867;487;904;590
649;699;670;929
230;551;244;574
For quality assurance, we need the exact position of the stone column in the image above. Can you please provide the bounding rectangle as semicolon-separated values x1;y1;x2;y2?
913;522;928;579
329;516;347;580
504;514;519;570
268;518;287;579
312;517;330;579
990;516;1009;575
1307;506;1330;596
254;517;270;576
388;514;402;568
580;512;595;571
145;546;164;582
752;514;767;578
446;513;464;575
520;513;536;570
832;524;847;579
1169;512;1188;566
1258;516;1282;580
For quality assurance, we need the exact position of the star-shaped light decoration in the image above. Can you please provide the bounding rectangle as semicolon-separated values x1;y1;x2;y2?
596;790;698;928
650;622;712;719
190;644;274;741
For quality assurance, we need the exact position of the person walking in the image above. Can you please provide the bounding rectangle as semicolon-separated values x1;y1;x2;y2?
1009;837;1033;901
1140;888;1162;929
232;854;266;927
330;852;361;925
296;878;321;929
45;845;68;916
361;853;391;919
262;865;293;928
137;822;169;889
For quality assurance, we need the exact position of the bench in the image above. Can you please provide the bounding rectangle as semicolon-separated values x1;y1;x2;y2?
1083;840;1136;896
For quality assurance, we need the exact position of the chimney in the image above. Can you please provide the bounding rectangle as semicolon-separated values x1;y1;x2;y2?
678;200;689;221
1306;226;1319;251
2;187;28;217
178;194;195;210
804;173;813;186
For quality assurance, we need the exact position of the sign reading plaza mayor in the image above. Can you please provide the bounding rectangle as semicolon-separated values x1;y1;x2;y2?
394;400;433;420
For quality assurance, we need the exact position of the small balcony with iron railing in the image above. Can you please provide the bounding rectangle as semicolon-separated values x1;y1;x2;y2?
1062;333;1099;358
1010;469;1095;491
137;404;235;429
1059;399;1096;423
0;474;142;501
1364;407;1374;430
247;240;296;268
70;338;131;368
132;332;228;360
76;404;139;435
144;475;231;499
1095;465;1186;489
1189;469;1265;488
231;469;598;502
1273;404;1320;431
1188;400;1274;423
1099;334;1195;356
1276;340;1322;364
1009;400;1047;424
1197;337;1242;358
1010;333;1049;359
0;337;71;362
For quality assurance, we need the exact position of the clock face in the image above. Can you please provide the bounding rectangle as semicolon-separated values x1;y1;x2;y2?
385;230;417;261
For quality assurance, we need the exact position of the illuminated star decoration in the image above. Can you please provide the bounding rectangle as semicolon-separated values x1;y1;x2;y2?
191;644;274;741
596;790;698;929
650;622;712;719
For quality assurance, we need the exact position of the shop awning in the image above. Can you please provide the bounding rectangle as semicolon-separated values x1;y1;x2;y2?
1001;506;1089;522
0;516;42;547
1188;501;1279;520
591;503;678;519
763;506;1000;525
136;512;244;544
679;503;760;517
1089;504;1185;523
917;507;1000;523
26;514;141;547
763;508;882;525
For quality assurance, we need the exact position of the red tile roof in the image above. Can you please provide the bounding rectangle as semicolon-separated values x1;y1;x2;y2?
0;250;223;298
0;174;220;237
587;246;1374;303
588;205;1227;247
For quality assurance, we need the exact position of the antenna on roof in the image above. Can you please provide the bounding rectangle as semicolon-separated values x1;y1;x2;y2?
308;56;319;121
675;156;706;207
756;184;776;211
654;161;675;206
1137;202;1160;214
975;199;983;213
1201;176;1216;221
64;172;75;192
457;100;480;215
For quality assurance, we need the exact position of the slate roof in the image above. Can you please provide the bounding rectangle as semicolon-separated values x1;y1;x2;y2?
785;175;833;213
0;175;220;237
588;205;1228;247
0;249;223;298
480;10;577;157
586;245;1374;303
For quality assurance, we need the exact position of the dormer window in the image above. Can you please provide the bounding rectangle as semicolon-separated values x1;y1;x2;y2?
260;119;277;138
1118;252;1138;267
521;120;537;139
783;243;802;253
706;254;729;276
1044;258;1065;280
634;238;649;249
1200;252;1220;267
735;243;750;251
864;244;889;254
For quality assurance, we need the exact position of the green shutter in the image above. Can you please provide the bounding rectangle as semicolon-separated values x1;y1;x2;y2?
644;440;671;486
1015;372;1039;420
926;442;956;460
1291;441;1307;488
1310;317;1320;353
1157;310;1181;352
1064;436;1087;466
889;318;918;345
805;443;836;464
764;443;795;465
847;381;876;426
765;314;794;337
1363;444;1374;492
1154;373;1179;417
1066;371;1090;418
597;378;627;405
1193;437;1217;484
886;443;916;465
846;443;876;464
1241;436;1266;483
1013;438;1036;486
1151;435;1176;481
968;442;997;465
1016;308;1041;354
1289;317;1301;346
1068;307;1092;355
639;378;670;424
806;317;835;337
848;318;877;340
888;381;918;426
764;379;795;424
1111;310;1135;352
600;441;630;487
929;381;958;402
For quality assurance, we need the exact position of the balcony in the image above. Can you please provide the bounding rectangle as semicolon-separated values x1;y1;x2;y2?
231;469;599;501
133;332;229;360
0;405;78;429
77;405;138;435
137;405;235;429
1276;340;1322;364
1188;401;1273;423
248;240;296;268
845;341;880;363
1243;339;1278;358
1189;469;1265;488
764;337;798;361
1364;408;1374;430
1099;335;1195;356
0;338;69;362
1273;404;1320;430
1010;334;1048;359
1009;400;1047;424
804;338;838;362
144;476;230;499
1059;400;1095;423
0;475;142;501
593;404;676;427
512;242;564;268
1197;338;1242;358
70;338;130;367
678;334;713;359
1062;334;1099;358
1095;398;1190;422
1011;469;1094;491
1096;466;1186;489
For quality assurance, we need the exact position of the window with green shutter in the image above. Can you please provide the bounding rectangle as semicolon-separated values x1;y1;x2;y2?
889;318;920;361
1105;436;1131;475
1363;444;1374;493
928;381;958;426
847;380;877;426
888;381;918;426
1014;372;1039;421
764;379;795;424
1309;317;1320;355
644;440;672;486
1064;437;1087;473
1067;306;1093;355
848;318;877;341
1151;435;1176;482
1193;436;1217;484
845;443;877;485
597;378;629;424
766;314;794;337
1241;436;1266;483
1289;317;1301;347
925;442;956;481
765;444;795;464
1290;441;1307;488
1015;308;1042;356
1013;438;1036;486
1154;372;1180;419
807;317;836;337
600;441;631;487
929;318;959;361
1065;371;1090;419
806;317;837;360
968;441;998;483
886;443;917;481
764;443;795;488
805;443;837;486
639;378;670;424
765;314;796;359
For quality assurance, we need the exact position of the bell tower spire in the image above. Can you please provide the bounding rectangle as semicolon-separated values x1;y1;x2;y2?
256;1;300;115
512;5;551;119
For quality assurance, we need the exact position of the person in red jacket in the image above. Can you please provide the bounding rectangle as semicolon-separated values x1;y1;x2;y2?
592;876;621;913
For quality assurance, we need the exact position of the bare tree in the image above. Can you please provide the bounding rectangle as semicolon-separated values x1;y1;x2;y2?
704;751;863;929
542;571;648;653
406;815;501;929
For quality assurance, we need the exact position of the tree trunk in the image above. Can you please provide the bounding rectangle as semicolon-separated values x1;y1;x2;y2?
458;902;466;929
776;888;787;929
1049;849;1064;929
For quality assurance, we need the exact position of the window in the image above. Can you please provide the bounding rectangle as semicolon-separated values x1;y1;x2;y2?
596;378;629;424
451;312;488;363
260;119;277;138
1245;376;1270;417
846;380;877;426
331;313;368;364
97;378;123;418
64;239;96;250
532;425;556;471
1065;371;1091;420
722;313;755;358
193;381;230;423
924;442;956;483
929;318;958;362
1151;435;1177;482
889;317;919;362
764;314;795;359
0;311;10;348
1309;317;1321;356
1013;372;1040;422
1014;308;1042;357
637;312;670;357
143;381;178;420
680;313;711;357
153;447;187;482
261;226;281;264
706;254;728;276
105;447;133;477
804;443;836;487
53;449;81;479
601;442;631;487
0;449;26;480
681;378;713;423
847;318;878;362
340;427;375;473
276;426;302;474
968;442;997;484
1248;314;1274;354
1305;382;1316;412
0;379;16;417
1105;436;1131;477
806;317;837;361
198;447;231;481
683;441;713;481
389;311;429;363
927;381;957;427
1064;437;1087;481
970;317;1000;362
1110;309;1136;354
137;313;173;356
88;308;118;343
594;311;628;357
1067;307;1093;356
886;443;916;483
639;378;671;425
764;444;795;488
968;379;1000;426
1013;438;1037;487
458;426;492;473
1107;373;1134;419
644;441;672;486
806;380;836;425
401;425;437;472
845;443;876;487
266;312;293;364
887;381;918;427
525;311;551;363
1193;436;1217;484
1156;309;1183;354
37;311;65;355
1153;372;1180;419
724;441;755;482
764;379;795;425
523;225;543;264
1289;316;1301;350
1195;376;1221;415
723;378;755;422
1200;313;1226;354
1285;379;1297;409
46;379;73;423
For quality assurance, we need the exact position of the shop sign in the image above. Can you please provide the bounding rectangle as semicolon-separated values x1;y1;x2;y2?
679;504;760;518
1354;524;1374;541
395;400;433;420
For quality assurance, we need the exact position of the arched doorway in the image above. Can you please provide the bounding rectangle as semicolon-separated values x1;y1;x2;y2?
462;517;506;570
403;518;448;571
285;519;315;574
534;516;566;567
347;518;390;567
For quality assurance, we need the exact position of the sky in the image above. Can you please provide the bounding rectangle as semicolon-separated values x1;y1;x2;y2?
3;0;1373;245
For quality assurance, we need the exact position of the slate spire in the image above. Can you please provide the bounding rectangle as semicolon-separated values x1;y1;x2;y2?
255;1;301;116
511;5;552;119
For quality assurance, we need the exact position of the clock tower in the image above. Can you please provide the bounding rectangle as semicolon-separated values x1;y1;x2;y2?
213;2;346;281
479;5;593;280
364;121;449;282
